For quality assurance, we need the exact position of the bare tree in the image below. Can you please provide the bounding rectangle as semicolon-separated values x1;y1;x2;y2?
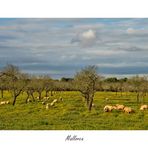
74;66;99;111
1;64;28;105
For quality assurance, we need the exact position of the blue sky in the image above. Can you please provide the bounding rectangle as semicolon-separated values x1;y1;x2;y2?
0;18;148;78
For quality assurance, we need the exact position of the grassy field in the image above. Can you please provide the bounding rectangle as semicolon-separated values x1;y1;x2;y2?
0;91;148;130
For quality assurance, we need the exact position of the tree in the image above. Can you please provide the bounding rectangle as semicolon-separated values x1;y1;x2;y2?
74;66;99;111
25;76;37;103
1;64;28;105
0;72;7;98
42;75;53;97
128;76;144;103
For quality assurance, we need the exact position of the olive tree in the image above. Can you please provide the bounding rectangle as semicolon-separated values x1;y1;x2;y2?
2;64;28;105
0;72;7;98
128;76;144;103
74;66;99;111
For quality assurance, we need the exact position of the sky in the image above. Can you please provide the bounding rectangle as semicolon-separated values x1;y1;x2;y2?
0;18;148;78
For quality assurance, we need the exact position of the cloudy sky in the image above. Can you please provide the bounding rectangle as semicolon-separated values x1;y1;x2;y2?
0;18;148;78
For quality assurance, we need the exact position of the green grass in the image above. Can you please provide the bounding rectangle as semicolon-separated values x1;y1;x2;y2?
0;91;148;130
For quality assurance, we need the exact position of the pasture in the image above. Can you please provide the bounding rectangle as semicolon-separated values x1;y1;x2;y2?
0;91;148;130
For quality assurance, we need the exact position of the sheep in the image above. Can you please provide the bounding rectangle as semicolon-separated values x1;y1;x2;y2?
6;101;10;104
0;101;7;105
123;107;134;114
27;99;32;103
42;101;46;105
52;99;58;103
115;104;125;110
50;99;58;106
112;105;117;110
45;103;50;110
0;101;10;105
104;105;114;112
36;96;39;99
50;102;55;106
43;96;50;100
140;105;148;111
92;103;95;107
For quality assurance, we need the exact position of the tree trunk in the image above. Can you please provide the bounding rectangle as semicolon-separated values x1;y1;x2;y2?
31;93;35;101
51;90;53;96
1;89;4;98
45;91;48;97
12;95;17;106
120;90;122;96
38;92;42;100
85;94;89;107
136;93;139;103
86;98;89;107
25;93;30;103
116;90;117;96
88;97;93;111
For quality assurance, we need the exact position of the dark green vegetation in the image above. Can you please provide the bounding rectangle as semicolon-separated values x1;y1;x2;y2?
0;91;148;130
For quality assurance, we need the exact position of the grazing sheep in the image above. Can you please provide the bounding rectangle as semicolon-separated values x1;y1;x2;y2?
50;102;55;106
45;103;50;110
115;104;125;110
6;101;10;104
112;105;117;110
43;96;49;100
124;107;134;114
92;103;95;107
0;101;10;105
27;99;32;103
0;101;6;105
42;101;46;105
53;99;58;103
140;105;148;111
104;105;113;112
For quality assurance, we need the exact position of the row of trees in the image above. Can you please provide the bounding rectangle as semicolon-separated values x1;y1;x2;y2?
0;64;148;111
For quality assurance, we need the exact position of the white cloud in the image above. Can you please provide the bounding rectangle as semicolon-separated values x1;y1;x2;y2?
71;29;97;46
81;29;96;40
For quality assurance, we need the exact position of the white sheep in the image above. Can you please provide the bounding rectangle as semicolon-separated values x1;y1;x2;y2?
42;101;46;105
50;102;55;106
0;101;10;105
52;99;58;103
0;101;6;105
27;99;32;103
124;107;134;114
92;103;95;107
45;103;50;110
6;101;10;104
140;104;148;111
115;104;125;110
43;96;49;100
104;105;113;112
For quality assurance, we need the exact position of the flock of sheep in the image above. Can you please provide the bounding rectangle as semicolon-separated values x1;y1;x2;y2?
45;97;63;110
0;96;148;114
25;96;64;110
104;104;148;113
0;96;64;111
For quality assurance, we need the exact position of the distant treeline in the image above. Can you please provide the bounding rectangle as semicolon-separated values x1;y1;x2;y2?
0;64;148;109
